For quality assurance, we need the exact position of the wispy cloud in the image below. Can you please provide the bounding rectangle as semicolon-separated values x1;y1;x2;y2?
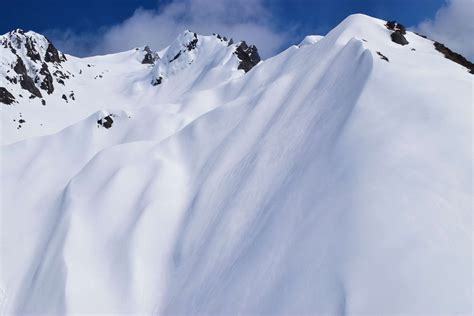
46;0;294;58
415;0;474;60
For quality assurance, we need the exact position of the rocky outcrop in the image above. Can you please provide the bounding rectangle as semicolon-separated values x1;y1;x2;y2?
0;87;15;104
0;29;72;103
434;42;474;74
141;46;159;64
234;41;261;73
13;57;42;98
39;63;54;94
25;37;41;62
185;32;198;51
385;20;409;46
97;115;114;129
44;41;66;63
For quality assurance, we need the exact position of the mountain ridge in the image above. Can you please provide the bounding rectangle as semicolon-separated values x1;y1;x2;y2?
0;13;471;315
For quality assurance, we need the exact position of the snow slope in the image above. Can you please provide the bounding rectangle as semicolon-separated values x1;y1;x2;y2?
1;14;472;315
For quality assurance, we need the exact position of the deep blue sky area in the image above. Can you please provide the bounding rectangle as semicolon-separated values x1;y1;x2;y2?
2;0;443;34
1;0;447;56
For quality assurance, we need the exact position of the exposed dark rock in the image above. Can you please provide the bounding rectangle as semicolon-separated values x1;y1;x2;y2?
20;75;42;98
18;119;25;124
25;37;41;62
214;33;228;42
53;70;69;79
414;32;427;39
44;41;66;63
228;38;234;46
169;51;181;63
39;63;54;94
376;51;389;62
141;46;158;64
234;41;261;73
69;91;75;100
62;94;67;102
29;94;36;99
186;33;198;51
152;76;163;86
6;76;17;84
0;87;15;105
396;23;406;35
386;20;409;45
57;79;65;85
97;115;114;129
13;56;42;97
385;21;396;30
41;99;46;106
385;21;406;34
391;31;409;46
434;42;474;74
411;48;416;51
13;56;27;74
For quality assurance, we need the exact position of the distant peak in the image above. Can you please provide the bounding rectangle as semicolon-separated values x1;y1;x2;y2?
1;29;67;64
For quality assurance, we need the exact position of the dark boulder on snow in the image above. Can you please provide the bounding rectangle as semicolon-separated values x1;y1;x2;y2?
235;41;261;73
97;115;114;129
391;31;409;46
0;87;16;105
385;20;409;45
151;76;163;86
434;42;474;74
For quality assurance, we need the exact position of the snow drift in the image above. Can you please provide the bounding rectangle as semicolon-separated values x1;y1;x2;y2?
0;14;472;315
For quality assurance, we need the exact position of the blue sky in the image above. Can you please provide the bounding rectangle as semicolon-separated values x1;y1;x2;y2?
2;0;472;59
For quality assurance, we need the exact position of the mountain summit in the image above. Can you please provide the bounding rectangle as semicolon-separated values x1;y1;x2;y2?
0;14;471;315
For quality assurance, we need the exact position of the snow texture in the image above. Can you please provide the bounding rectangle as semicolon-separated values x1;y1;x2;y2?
0;14;472;315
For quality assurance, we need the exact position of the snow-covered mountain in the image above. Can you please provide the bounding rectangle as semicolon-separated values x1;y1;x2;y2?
0;14;472;315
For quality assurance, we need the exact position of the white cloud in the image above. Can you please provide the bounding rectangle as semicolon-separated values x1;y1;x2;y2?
416;0;474;60
47;0;292;58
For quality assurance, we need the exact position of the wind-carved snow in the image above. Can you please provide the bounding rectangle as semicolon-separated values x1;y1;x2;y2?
299;35;324;46
0;14;472;315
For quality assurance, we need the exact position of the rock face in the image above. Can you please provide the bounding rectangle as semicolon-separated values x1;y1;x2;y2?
0;87;15;104
44;42;66;63
0;29;71;104
234;41;261;72
13;56;42;98
141;46;159;64
39;63;54;94
149;31;261;87
434;42;474;74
